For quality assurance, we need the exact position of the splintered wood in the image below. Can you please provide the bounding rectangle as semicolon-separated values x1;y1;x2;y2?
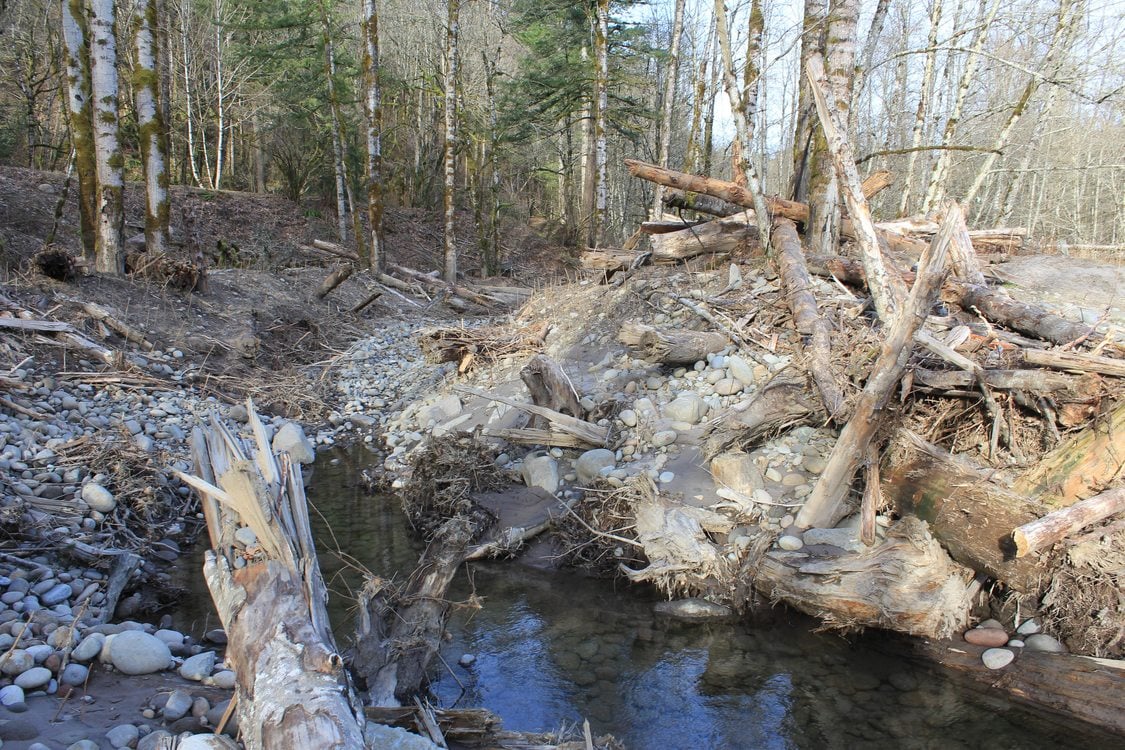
420;322;548;372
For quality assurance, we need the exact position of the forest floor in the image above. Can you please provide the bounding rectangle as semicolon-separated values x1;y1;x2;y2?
0;163;1123;747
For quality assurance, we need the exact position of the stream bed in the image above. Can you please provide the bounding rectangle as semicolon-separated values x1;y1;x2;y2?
172;447;1106;749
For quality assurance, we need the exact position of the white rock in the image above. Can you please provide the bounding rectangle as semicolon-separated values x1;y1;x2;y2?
81;482;116;513
1024;633;1066;653
72;633;104;662
619;409;638;427
363;722;442;749
713;378;743;396
521;454;559;494
575;449;616;484
1015;619;1041;636
982;648;1015;670
272;421;316;465
664;394;707;424
778;535;804;551
727;355;756;386
710;452;763;495
210;669;237;689
234;526;258;548
171;735;241;750
658;471;675;483
652;430;678;448
109;631;172;675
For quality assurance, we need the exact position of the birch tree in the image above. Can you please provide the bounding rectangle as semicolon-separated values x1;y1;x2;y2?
133;0;171;255
442;0;461;282
87;0;125;275
650;0;685;218
60;0;97;261
789;0;827;202
898;0;944;216
591;0;609;247
362;0;384;271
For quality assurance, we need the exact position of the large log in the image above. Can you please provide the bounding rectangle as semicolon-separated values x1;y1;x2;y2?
946;282;1096;346
881;431;1048;592
913;639;1125;736
1012;487;1125;557
650;213;760;262
795;206;955;530
1013;400;1125;504
177;406;367;749
520;354;583;423
771;217;845;418
618;322;728;365
754;516;974;638
1021;348;1125;379
662;188;743;217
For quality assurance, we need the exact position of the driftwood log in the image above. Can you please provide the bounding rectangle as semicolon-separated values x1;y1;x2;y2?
650;214;760;262
316;264;355;299
882;431;1048;592
520;354;583;423
1013;400;1125;503
177;405;367;749
618;322;727;365
704;368;824;457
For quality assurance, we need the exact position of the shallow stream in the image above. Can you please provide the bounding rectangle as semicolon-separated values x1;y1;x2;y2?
172;447;1105;749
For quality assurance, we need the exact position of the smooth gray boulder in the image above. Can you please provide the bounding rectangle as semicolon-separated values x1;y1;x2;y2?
109;631;172;675
271;421;315;464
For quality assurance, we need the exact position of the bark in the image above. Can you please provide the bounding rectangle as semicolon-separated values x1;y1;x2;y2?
650;214;760;262
898;0;944;216
179;410;367;748
87;0;125;275
882;431;1048;592
771;217;844;417
1012;488;1125;558
922;0;1002;212
132;0;171;255
618;322;727;365
592;0;609;247
1021;348;1125;379
520;354;583;425
662;188;742;217
945;282;1094;345
912;367;1090;398
756;516;974;638
806;53;907;324
316;264;355;299
651;0;686;219
795;205;955;530
1012;400;1125;504
789;0;827;202
704;369;824;457
442;0;461;282
60;0;97;262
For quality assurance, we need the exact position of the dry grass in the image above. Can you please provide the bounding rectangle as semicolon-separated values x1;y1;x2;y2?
401;434;504;539
1040;524;1125;658
555;478;647;576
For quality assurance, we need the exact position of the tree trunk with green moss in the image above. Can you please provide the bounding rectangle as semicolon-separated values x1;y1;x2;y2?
88;0;125;275
61;0;97;262
132;0;170;256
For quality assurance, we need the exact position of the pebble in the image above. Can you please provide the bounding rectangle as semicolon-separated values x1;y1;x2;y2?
106;723;140;749
15;666;52;689
963;627;1010;648
658;471;675;484
81;483;116;513
778;535;804;551
209;670;236;689
619;409;638;427
61;663;89;686
575;449;616;484
180;650;216;681
651;430;678;448
72;633;105;662
0;684;26;711
163;689;193;721
981;648;1015;670
1016;619;1042;635
458;654;476;668
1024;633;1067;653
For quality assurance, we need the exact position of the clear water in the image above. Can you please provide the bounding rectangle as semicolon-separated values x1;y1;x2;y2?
173;446;1112;749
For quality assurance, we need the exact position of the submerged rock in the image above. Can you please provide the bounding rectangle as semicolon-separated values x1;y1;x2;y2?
654;598;733;620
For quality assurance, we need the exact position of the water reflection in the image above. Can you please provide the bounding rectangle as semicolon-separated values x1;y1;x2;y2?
173;446;1108;750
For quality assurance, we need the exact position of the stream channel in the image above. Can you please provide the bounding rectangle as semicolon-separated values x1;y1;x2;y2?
171;446;1107;749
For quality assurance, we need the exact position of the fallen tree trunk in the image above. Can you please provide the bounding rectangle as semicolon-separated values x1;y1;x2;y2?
912;639;1125;736
795;206;955;530
455;385;609;447
1013;400;1125;504
389;264;500;308
176;406;367;749
1021;348;1125;379
771;217;845;418
316;263;355;299
755;516;974;638
882;430;1048;592
946;282;1096;346
911;367;1087;397
580;249;637;273
650;214;760;262
618;322;728;365
520;354;583;423
1012;487;1125;558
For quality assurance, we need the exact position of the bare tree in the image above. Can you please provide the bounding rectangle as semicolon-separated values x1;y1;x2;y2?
442;0;461;282
898;0;944;216
133;0;171;255
60;0;96;261
362;0;384;271
87;0;124;274
592;0;609;247
651;0;686;218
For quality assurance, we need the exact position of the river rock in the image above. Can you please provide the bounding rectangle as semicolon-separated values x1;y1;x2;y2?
0;684;26;711
137;732;173;750
209;670;236;689
1;649;33;675
981;648;1015;670
1016;619;1042;635
654;598;733;620
68;741;99;750
109;631;171;675
713;378;742;396
60;663;88;686
272;421;315;464
964;627;1010;647
652;430;678;448
363;721;443;750
163;689;193;721
664;394;707;424
1024;634;1067;653
72;633;104;662
575;449;616;484
619;409;638;427
521;454;559;494
978;618;1005;630
15;666;52;690
180;651;216;681
40;582;72;606
727;355;756;386
778;535;804;551
710;452;763;495
177;734;240;749
106;723;140;749
80;483;116;513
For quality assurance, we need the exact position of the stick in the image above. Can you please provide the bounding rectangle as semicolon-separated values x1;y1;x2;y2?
1011;488;1125;557
350;289;383;314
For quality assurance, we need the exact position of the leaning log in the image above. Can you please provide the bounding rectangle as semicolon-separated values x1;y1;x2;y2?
618;322;728;365
176;405;367;749
650;213;760;262
882;431;1047;592
316;263;355;299
1012;487;1125;558
771;217;845;418
520;354;583;422
795;206;955;530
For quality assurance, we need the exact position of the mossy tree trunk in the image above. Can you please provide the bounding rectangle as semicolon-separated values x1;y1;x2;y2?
87;0;125;275
132;0;171;256
60;0;97;262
